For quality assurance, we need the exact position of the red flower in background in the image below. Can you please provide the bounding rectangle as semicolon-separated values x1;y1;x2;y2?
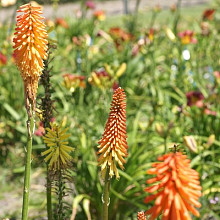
85;0;95;10
214;71;220;79
186;91;204;108
203;9;215;21
144;152;202;220
0;52;7;65
204;108;217;116
178;30;197;44
35;121;45;136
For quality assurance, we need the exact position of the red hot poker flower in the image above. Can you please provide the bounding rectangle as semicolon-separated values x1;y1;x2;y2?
97;87;128;179
144;152;202;220
13;3;48;77
13;3;48;109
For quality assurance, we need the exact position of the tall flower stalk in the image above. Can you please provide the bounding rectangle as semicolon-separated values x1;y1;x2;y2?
40;43;56;220
97;87;128;220
42;122;74;219
13;3;48;219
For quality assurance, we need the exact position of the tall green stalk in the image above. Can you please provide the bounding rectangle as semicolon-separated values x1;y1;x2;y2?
22;114;34;220
103;168;110;220
46;166;52;220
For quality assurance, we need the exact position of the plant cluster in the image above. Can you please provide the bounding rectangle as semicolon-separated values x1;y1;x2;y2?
0;0;220;219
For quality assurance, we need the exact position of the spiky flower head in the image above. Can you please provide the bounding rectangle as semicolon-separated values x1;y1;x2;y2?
13;3;48;109
144;152;202;220
41;123;74;170
97;87;128;179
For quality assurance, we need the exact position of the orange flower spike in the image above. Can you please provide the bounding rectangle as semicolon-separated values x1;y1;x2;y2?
144;152;202;220
13;3;48;110
97;87;128;179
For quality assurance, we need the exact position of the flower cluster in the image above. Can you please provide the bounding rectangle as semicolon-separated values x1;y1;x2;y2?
97;87;128;179
62;74;86;92
145;152;202;219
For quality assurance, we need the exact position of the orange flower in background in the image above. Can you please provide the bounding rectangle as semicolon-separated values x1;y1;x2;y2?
137;211;147;220
13;3;48;109
97;87;128;179
203;9;215;21
144;152;202;220
93;10;106;21
55;17;69;29
109;27;133;50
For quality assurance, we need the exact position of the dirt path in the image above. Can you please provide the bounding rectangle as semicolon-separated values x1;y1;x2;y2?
0;0;211;23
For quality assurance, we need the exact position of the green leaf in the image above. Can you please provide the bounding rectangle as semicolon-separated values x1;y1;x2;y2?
3;103;20;120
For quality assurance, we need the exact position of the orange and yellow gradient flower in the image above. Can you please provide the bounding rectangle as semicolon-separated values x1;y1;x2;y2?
144;152;202;220
13;3;48;109
97;87;128;179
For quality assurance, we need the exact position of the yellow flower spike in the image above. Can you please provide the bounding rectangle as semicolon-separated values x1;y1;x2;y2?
116;63;126;78
104;64;114;76
41;123;74;170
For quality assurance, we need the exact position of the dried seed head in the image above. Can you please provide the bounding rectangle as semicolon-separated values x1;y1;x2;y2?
97;87;128;179
13;3;48;110
144;152;202;219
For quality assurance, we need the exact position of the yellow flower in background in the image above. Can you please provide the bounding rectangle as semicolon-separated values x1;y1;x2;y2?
165;27;176;42
183;135;197;153
42;123;74;170
116;63;126;78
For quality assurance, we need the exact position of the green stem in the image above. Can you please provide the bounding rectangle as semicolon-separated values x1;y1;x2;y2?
173;0;182;35
58;169;63;220
103;168;110;220
22;115;34;220
47;165;52;220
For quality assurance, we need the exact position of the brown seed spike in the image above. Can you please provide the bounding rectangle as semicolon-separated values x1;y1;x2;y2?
97;87;128;179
